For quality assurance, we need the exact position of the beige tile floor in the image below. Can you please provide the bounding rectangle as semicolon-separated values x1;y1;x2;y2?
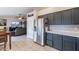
0;35;58;51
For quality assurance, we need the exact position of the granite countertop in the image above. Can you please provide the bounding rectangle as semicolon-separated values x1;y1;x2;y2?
46;30;79;38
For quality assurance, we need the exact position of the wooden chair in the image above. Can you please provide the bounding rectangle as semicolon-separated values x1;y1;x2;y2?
0;30;7;51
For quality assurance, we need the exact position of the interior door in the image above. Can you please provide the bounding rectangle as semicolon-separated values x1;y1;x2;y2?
27;16;34;40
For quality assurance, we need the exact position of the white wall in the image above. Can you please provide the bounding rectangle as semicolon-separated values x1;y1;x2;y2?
37;7;74;16
49;25;79;31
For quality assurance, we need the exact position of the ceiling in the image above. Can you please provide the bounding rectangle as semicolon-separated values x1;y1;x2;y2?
0;7;46;16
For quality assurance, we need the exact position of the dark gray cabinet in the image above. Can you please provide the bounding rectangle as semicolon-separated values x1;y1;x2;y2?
47;40;52;47
52;34;63;50
43;14;54;25
42;7;79;25
76;38;79;51
53;9;72;25
46;33;53;47
47;13;54;25
62;9;72;25
43;14;49;23
63;35;76;51
46;33;63;50
43;14;48;19
47;33;53;41
46;32;77;51
72;7;79;24
53;12;62;25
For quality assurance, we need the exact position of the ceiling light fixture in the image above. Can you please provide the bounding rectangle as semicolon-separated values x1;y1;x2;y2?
18;14;26;19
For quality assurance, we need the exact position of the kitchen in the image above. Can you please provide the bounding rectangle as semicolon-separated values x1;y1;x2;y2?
26;7;79;51
42;7;79;51
1;0;79;59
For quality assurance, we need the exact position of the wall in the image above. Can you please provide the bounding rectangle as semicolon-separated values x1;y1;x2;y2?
37;7;74;16
49;25;79;31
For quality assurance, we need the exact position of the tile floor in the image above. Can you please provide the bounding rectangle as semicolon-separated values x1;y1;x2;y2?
0;35;58;51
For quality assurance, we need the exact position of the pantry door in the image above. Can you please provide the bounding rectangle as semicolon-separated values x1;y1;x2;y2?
27;16;34;40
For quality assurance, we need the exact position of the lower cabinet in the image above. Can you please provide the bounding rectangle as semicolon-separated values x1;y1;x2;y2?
76;38;79;51
52;34;63;50
46;32;79;51
46;33;53;47
47;40;52;47
63;35;76;51
47;33;53;41
46;33;63;50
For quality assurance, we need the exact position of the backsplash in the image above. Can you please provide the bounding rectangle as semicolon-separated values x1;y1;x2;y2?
49;25;79;31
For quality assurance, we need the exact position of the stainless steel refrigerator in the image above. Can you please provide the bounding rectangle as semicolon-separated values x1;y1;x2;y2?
34;18;45;46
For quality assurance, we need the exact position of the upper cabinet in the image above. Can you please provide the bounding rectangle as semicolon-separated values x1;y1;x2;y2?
53;12;62;25
39;7;79;25
43;14;49;25
43;13;54;25
62;9;72;25
53;9;72;25
43;14;48;19
47;13;54;25
72;7;79;24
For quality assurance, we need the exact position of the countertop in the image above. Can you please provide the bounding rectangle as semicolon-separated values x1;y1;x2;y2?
46;30;79;38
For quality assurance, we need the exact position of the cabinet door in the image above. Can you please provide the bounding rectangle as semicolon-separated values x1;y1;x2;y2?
46;33;53;47
47;33;53;41
62;9;72;25
53;12;62;25
47;40;53;47
43;14;48;19
47;13;54;25
63;36;76;51
72;7;79;24
76;38;79;51
52;34;63;50
43;14;49;23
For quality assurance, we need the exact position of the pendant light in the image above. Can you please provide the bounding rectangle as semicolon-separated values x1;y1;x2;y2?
18;14;23;19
